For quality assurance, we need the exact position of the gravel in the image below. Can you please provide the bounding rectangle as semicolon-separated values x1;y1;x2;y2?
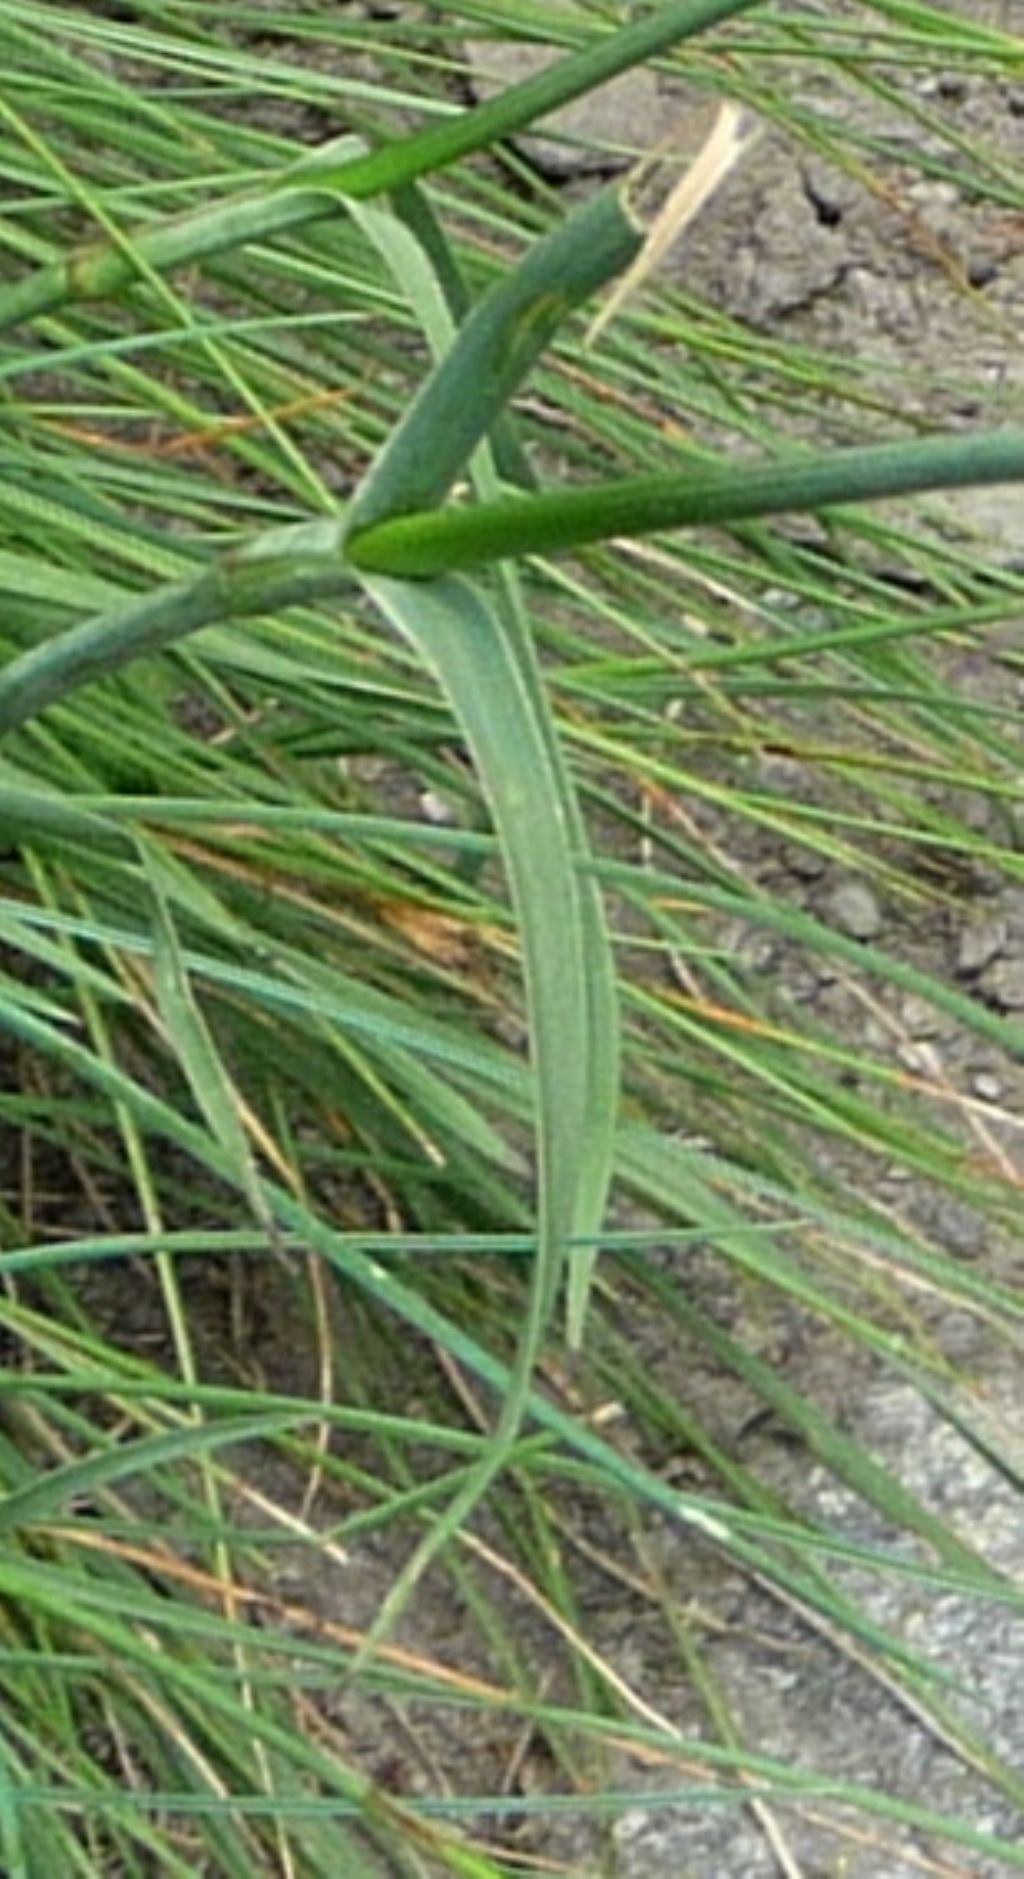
826;878;883;941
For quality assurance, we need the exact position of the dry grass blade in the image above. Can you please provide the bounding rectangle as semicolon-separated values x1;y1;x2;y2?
586;100;759;347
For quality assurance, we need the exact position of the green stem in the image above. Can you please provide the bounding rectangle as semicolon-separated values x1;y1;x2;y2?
7;430;1024;739
348;186;641;531
345;428;1024;577
0;525;349;739
0;187;330;335
0;0;759;332
293;0;757;196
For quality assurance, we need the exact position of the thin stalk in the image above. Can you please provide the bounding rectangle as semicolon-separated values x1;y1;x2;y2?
345;427;1024;576
0;531;350;739
347;186;641;531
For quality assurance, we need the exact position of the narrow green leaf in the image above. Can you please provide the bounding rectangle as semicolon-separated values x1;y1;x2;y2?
347;181;623;1338
346;428;1024;576
348;186;642;532
0;1741;27;1879
347;568;617;1658
636;1267;1004;1585
0;787;128;854
0;1413;307;1533
354;181;535;490
360;571;595;1307
142;844;272;1236
0;529;352;738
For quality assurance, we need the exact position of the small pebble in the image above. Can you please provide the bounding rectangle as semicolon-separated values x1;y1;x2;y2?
981;958;1024;1009
827;880;882;941
955;915;1007;976
972;1071;1003;1100
737;933;778;973
937;1202;985;1260
419;789;455;826
898;1042;932;1073
725;922;778;972
783;843;827;880
919;72;968;103
898;994;942;1038
862;1019;890;1051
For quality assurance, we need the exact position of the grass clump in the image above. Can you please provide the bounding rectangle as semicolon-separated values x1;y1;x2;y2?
0;1;1022;1872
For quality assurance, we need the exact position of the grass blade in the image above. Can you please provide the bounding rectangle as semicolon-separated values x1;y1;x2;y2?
347;426;1024;575
348;185;642;531
351;568;616;1650
142;843;273;1239
352;181;621;1339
